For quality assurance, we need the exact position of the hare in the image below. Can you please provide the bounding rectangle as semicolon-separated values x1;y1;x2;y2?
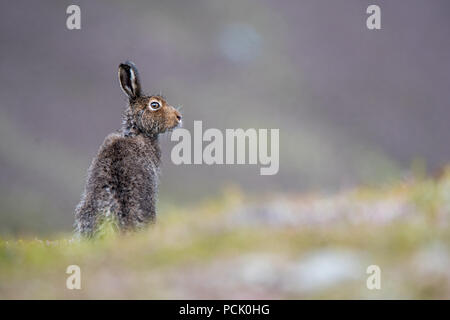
74;61;182;238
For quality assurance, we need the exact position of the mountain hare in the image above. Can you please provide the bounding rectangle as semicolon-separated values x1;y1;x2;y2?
75;61;182;237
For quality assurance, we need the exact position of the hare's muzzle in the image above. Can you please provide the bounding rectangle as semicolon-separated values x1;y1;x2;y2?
173;109;182;124
168;107;182;129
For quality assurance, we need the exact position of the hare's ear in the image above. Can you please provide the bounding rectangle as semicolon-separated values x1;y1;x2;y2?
118;61;142;100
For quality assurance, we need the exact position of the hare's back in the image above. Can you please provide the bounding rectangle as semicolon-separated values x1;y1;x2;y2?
96;133;158;188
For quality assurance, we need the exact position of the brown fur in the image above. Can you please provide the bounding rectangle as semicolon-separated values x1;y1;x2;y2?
75;62;181;238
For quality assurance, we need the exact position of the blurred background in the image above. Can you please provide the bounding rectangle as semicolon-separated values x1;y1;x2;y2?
2;0;450;300
1;0;450;235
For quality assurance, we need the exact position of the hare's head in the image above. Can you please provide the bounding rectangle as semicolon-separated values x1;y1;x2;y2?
118;61;182;136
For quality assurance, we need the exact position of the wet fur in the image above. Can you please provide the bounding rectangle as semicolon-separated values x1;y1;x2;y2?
75;62;181;238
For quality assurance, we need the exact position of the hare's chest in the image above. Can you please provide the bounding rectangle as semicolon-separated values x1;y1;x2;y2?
137;156;159;183
143;160;159;180
129;136;160;185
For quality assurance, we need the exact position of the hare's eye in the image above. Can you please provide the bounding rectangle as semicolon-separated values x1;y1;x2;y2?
149;101;161;111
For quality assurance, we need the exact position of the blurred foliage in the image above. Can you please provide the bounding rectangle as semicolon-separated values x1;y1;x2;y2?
1;171;449;299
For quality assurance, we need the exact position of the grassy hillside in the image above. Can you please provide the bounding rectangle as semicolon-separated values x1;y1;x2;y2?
1;171;450;299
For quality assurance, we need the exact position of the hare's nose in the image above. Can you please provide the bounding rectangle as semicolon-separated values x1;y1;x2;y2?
175;111;182;122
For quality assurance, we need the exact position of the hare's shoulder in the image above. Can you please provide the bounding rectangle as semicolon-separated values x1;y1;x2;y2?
98;132;131;156
97;132;151;163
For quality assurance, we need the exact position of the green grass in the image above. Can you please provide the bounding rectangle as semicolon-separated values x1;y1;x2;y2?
1;175;450;299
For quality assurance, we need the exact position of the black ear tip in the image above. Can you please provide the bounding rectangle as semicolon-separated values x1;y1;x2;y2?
120;61;139;76
122;60;136;68
119;63;130;70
